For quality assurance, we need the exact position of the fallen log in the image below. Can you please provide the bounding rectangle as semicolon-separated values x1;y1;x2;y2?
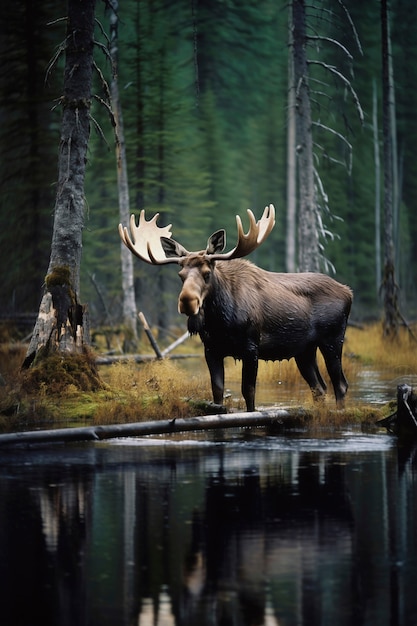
95;353;199;365
96;315;194;365
0;408;296;447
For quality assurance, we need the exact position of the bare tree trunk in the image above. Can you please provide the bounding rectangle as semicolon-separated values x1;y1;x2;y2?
381;0;400;336
156;50;170;342
109;0;138;351
135;4;145;210
292;0;320;273
388;23;399;256
24;0;96;367
373;80;381;295
286;2;297;273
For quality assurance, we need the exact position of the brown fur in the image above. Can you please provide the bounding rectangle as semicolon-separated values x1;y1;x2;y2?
178;257;352;411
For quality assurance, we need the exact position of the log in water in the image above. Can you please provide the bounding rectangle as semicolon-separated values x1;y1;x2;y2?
0;408;301;446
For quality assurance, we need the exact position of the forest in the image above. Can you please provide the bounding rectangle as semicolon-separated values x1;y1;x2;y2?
1;0;416;340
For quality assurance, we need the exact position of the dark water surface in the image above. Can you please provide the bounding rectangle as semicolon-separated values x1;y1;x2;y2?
1;429;417;626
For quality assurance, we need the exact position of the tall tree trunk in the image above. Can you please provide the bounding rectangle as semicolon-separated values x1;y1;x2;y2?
381;0;400;336
135;3;145;210
156;47;169;341
24;0;96;367
109;0;138;351
286;1;297;273
373;80;381;296
292;0;320;273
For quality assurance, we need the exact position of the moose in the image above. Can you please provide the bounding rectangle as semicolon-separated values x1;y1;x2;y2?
119;205;353;411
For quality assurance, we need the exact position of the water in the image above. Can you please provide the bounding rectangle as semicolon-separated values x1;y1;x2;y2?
1;429;417;626
180;356;417;408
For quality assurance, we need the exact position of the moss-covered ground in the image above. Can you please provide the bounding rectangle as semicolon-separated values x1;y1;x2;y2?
0;321;415;433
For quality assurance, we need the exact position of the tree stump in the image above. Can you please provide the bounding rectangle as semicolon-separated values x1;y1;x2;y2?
377;384;417;437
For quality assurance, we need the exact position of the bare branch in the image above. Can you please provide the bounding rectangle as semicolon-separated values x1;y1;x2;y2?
50;96;63;113
92;94;117;128
314;169;329;207
307;35;353;61
314;143;347;169
45;38;68;85
310;89;332;102
312;121;352;173
89;113;110;149
93;61;111;103
94;17;111;49
94;39;113;67
47;17;68;27
312;121;352;150
337;0;363;55
308;60;364;125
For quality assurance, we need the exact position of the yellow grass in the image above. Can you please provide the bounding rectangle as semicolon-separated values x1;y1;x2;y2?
345;322;417;373
222;321;416;385
93;359;212;424
218;321;417;425
1;322;415;430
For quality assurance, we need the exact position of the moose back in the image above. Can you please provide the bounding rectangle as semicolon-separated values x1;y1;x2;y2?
119;205;352;411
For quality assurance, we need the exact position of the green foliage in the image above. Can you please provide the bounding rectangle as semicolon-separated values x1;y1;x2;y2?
0;0;66;312
1;0;416;328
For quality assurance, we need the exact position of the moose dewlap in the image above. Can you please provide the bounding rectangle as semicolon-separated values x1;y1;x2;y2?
119;205;352;412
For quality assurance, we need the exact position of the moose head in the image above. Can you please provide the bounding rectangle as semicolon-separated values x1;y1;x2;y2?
119;204;275;316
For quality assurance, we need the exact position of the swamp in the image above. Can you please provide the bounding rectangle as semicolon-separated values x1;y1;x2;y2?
0;322;417;625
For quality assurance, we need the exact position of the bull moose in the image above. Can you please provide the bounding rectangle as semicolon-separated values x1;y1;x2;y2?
119;205;352;411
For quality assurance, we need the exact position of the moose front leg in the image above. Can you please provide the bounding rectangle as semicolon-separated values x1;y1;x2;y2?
242;352;259;412
204;347;225;408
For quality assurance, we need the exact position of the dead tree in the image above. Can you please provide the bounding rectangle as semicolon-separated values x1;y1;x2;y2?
289;0;363;273
292;0;320;273
381;0;401;337
108;0;138;351
24;0;96;368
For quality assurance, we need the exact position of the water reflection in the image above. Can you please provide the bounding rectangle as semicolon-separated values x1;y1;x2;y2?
1;431;417;626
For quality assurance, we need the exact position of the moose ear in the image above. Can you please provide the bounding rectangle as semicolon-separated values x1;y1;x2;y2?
161;237;188;258
206;229;226;255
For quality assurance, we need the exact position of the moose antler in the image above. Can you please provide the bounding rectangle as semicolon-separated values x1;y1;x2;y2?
208;204;275;260
119;204;275;264
118;210;179;264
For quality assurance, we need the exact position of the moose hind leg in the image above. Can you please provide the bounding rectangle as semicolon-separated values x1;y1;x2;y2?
319;340;348;408
242;355;258;412
295;348;327;401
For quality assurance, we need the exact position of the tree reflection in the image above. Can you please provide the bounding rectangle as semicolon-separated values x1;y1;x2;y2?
1;436;417;626
0;461;92;626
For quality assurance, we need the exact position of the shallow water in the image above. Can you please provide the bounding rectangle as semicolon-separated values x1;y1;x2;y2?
1;428;417;626
178;355;417;408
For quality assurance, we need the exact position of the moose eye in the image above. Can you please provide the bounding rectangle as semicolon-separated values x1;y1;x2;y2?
203;271;211;283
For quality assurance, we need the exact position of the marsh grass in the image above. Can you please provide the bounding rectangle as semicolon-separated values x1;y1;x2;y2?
0;321;415;431
218;321;416;426
92;359;213;424
222;321;416;387
345;322;416;372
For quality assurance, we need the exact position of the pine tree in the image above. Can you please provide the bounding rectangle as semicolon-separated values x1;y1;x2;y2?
0;0;65;314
